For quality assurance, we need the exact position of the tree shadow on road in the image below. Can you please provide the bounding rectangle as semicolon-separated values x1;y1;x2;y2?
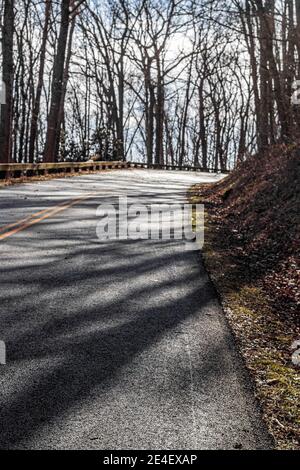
0;237;217;449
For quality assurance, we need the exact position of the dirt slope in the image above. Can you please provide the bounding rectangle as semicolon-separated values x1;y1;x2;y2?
192;143;300;449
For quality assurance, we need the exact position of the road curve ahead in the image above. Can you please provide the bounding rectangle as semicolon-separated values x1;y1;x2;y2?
0;170;272;450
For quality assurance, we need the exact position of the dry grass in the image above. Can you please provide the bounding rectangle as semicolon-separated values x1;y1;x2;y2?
189;145;300;449
200;212;300;449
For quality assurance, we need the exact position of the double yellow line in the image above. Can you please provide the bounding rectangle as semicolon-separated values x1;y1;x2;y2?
0;191;99;242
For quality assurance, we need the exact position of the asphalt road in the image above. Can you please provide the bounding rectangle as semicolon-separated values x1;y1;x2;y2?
0;170;272;450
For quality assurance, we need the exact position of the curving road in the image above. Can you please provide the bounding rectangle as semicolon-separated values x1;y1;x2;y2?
0;170;272;449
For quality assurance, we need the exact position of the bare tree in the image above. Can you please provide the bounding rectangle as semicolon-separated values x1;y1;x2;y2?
0;0;14;163
43;0;71;162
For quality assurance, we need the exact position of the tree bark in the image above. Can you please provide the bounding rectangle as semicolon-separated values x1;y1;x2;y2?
0;0;14;163
29;0;51;163
43;0;71;162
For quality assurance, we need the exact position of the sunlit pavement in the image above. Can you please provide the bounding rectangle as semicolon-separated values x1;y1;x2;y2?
0;170;272;449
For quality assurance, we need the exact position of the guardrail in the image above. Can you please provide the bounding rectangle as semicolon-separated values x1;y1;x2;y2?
0;160;229;180
0;161;129;179
128;162;230;174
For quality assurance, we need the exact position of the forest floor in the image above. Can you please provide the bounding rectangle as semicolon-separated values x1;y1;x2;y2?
190;143;300;450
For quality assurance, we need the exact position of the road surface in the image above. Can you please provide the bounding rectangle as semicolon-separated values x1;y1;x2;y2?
0;170;272;449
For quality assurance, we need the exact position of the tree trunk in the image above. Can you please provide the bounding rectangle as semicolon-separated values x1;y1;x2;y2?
29;0;51;163
155;55;164;165
43;0;71;163
55;12;76;160
0;0;14;163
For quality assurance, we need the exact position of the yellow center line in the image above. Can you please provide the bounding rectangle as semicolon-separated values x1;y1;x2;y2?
0;191;101;242
0;198;77;234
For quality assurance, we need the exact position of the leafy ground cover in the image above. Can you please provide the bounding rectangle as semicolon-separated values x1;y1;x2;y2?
191;144;300;449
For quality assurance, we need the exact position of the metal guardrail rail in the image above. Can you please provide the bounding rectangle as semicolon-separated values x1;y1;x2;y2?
0;161;129;179
128;162;230;173
0;160;229;179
